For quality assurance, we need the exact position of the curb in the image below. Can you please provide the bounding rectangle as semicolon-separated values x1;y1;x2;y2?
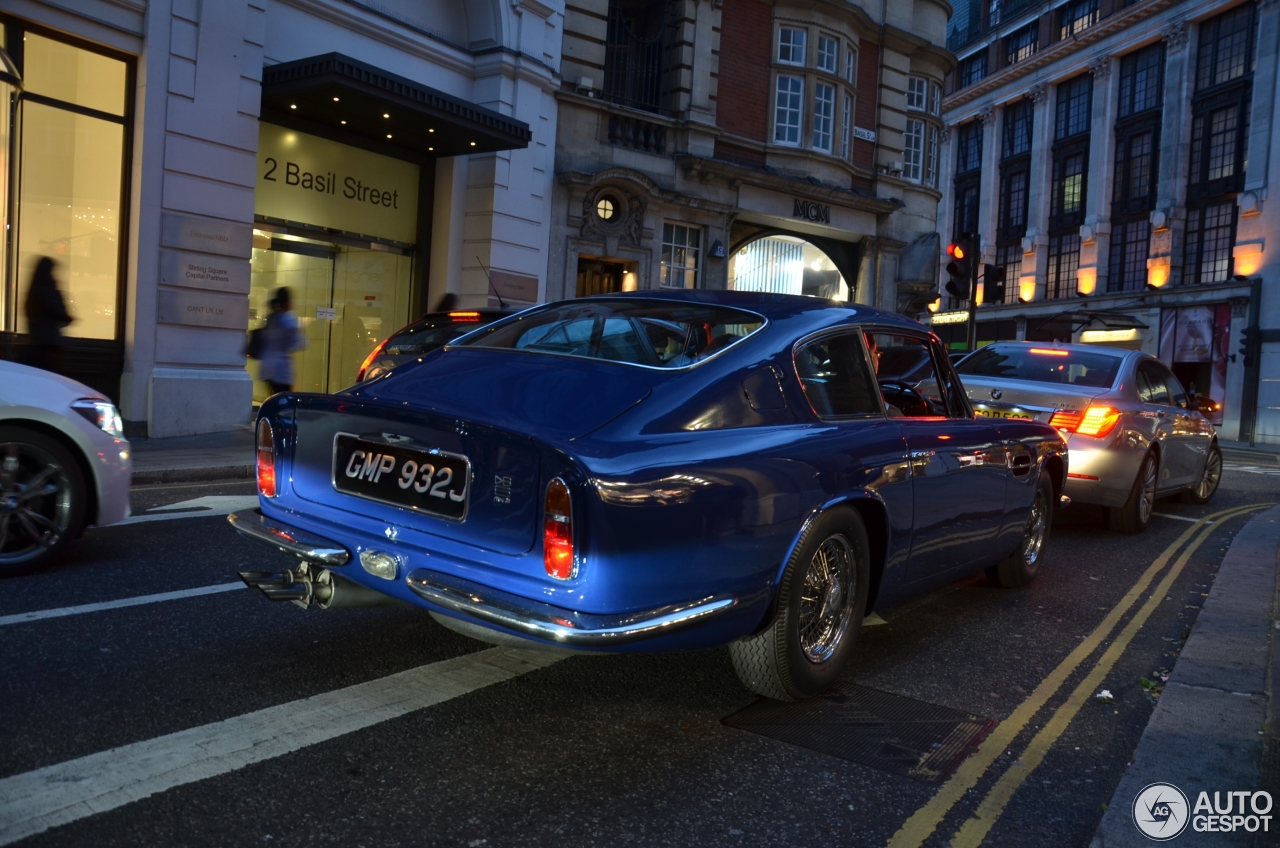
131;465;254;486
1091;505;1280;847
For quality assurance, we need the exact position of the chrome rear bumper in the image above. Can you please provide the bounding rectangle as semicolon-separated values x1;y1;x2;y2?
406;568;749;647
228;509;351;566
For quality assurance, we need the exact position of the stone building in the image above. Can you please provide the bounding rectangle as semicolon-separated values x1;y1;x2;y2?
0;0;562;436
549;0;954;314
936;0;1280;442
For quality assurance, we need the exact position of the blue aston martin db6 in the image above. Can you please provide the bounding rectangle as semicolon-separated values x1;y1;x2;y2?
231;291;1067;701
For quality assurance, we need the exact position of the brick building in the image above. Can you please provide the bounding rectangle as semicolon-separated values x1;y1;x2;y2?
548;0;954;313
936;0;1280;443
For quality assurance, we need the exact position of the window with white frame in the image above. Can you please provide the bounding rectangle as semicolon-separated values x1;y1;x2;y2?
660;223;701;289
841;94;852;159
907;76;928;111
774;75;804;144
778;27;806;65
846;49;856;84
814;82;835;151
930;82;941;115
817;35;838;73
903;118;925;182
926;125;939;187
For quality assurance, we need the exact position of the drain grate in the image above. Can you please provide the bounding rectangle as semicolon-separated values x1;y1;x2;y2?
723;683;995;784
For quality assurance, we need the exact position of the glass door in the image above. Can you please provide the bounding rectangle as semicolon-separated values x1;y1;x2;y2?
248;239;334;403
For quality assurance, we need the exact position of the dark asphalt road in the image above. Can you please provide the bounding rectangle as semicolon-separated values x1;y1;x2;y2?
2;468;1277;848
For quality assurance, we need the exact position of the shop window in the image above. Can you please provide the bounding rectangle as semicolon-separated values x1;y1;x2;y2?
1055;75;1092;140
1046;233;1081;299
778;26;807;66
903;119;925;182
774;75;803;144
1118;44;1164;118
907;76;928;111
660;223;701;289
813;82;835;152
1006;24;1038;67
11;30;130;342
1059;0;1099;40
817;35;838;74
1195;4;1255;92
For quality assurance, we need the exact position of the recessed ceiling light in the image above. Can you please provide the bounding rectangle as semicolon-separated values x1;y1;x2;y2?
333;96;340;102
290;104;297;110
386;134;392;139
340;120;347;125
470;141;476;146
428;128;434;133
428;147;434;151
383;113;390;119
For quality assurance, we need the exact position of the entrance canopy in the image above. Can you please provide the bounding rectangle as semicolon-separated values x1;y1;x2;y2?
261;53;532;160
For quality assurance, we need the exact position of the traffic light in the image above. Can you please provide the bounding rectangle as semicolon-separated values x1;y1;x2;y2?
983;264;1006;305
945;242;971;300
1239;328;1256;368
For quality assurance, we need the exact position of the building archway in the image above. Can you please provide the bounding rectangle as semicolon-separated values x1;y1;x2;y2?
728;233;859;300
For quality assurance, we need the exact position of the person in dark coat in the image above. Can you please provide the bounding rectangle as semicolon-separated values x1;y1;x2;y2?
23;257;72;374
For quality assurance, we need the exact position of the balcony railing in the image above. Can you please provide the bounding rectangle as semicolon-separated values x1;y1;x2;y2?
603;4;672;115
948;0;1051;53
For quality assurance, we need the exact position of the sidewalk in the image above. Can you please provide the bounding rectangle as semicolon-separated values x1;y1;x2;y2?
1091;505;1280;847
129;426;255;485
1220;439;1280;465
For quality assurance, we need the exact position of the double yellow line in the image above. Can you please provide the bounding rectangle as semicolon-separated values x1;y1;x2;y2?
888;502;1274;848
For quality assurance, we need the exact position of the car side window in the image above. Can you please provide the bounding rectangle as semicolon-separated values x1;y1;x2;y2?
794;332;882;418
1157;364;1189;408
865;332;950;418
1137;362;1171;405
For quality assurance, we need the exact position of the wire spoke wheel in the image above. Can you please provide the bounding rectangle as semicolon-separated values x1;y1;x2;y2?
797;534;855;663
0;439;74;564
1020;487;1048;567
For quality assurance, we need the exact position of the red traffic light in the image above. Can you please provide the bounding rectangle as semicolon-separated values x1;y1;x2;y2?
947;243;967;261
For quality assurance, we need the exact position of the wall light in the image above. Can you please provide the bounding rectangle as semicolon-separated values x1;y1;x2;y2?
1018;274;1036;302
927;296;941;313
1233;242;1264;276
1147;258;1170;288
1076;267;1097;296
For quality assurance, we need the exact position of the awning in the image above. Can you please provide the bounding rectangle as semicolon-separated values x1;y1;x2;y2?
260;53;532;160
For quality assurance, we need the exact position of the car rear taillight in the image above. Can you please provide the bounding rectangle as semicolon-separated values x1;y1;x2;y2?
256;418;277;497
1076;406;1121;437
1049;411;1082;431
543;478;574;580
356;339;388;382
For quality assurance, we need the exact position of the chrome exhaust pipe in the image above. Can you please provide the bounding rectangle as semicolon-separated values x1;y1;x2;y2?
238;565;408;610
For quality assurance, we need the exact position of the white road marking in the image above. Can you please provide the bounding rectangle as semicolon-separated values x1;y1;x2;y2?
0;583;246;628
115;495;260;526
862;612;889;626
1222;463;1280;476
1151;513;1210;524
0;647;562;846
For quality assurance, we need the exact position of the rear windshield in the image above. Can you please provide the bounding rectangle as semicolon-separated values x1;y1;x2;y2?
956;345;1122;389
383;315;500;356
459;299;765;368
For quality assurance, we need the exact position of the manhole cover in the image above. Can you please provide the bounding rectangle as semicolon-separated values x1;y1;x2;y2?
723;683;995;784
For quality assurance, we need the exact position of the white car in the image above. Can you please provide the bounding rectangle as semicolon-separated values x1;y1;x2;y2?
0;361;132;575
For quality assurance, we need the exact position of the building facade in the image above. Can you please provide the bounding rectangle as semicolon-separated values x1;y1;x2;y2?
937;0;1280;442
549;0;953;313
0;0;563;437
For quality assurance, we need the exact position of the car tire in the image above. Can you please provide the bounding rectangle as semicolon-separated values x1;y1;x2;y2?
1108;450;1158;534
1181;443;1222;505
0;426;87;577
729;506;870;701
986;472;1053;588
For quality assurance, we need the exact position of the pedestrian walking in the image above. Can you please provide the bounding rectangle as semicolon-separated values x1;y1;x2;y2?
258;287;304;395
23;257;72;374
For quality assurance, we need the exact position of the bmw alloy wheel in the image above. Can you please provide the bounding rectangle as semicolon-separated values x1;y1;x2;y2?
1139;454;1157;524
0;440;75;568
797;534;856;663
1196;448;1221;501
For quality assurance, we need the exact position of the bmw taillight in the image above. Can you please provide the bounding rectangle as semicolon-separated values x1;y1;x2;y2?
1076;406;1121;437
356;339;388;383
543;478;574;579
256;418;277;497
1051;406;1120;438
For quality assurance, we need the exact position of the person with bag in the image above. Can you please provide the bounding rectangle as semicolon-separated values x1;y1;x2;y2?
23;257;73;374
257;287;304;395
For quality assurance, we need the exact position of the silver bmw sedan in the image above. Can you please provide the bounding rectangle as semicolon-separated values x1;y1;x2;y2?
954;342;1221;533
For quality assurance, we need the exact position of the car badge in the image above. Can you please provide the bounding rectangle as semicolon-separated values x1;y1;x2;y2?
384;526;399;541
990;389;1003;400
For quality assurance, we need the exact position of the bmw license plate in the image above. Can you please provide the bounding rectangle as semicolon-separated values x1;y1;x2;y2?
332;433;470;521
976;408;1032;420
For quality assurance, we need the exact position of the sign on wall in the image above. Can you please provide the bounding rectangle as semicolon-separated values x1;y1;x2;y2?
255;123;420;244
